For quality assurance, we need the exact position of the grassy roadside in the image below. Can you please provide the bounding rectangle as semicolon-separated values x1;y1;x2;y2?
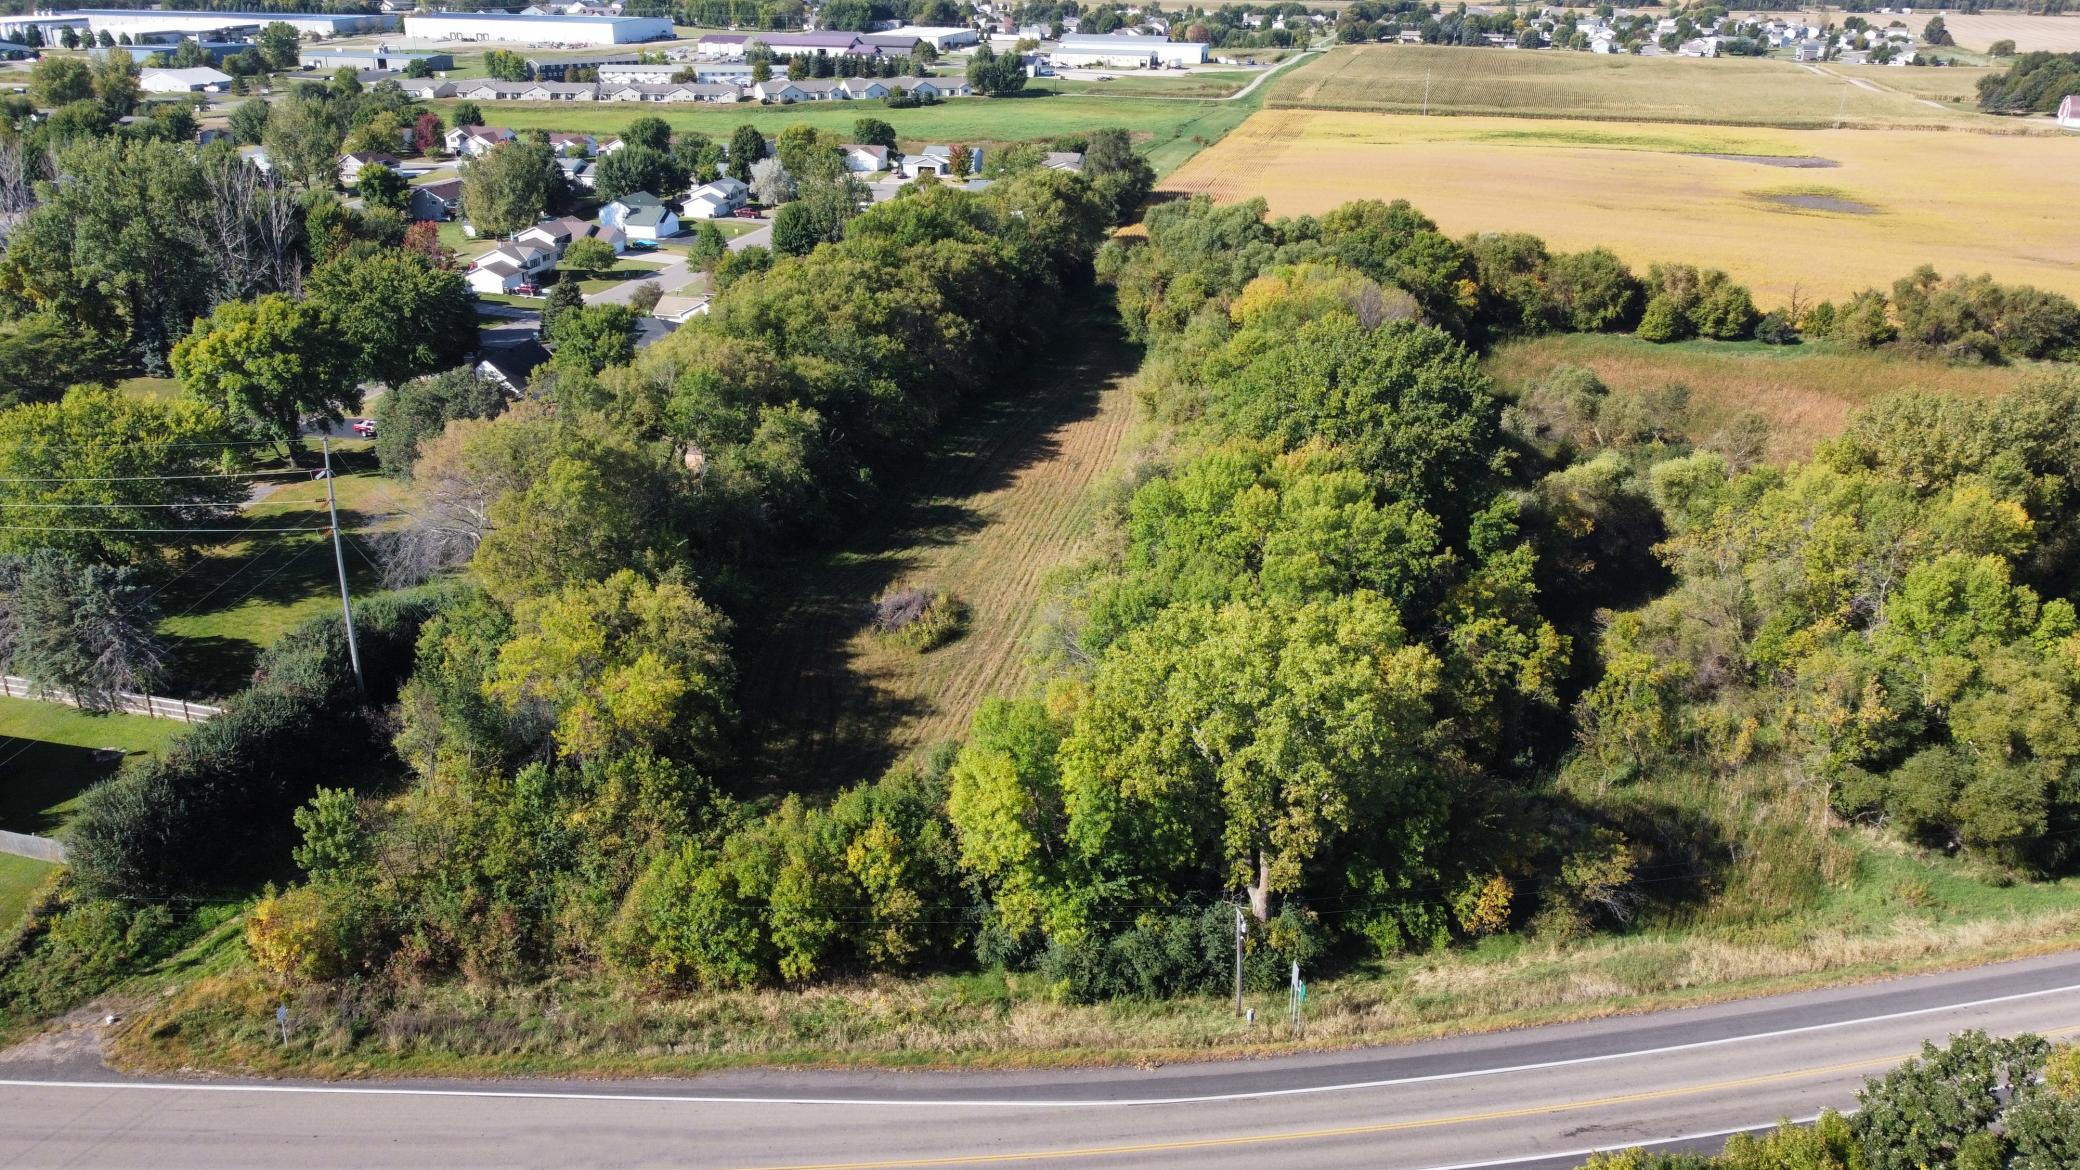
96;836;2080;1079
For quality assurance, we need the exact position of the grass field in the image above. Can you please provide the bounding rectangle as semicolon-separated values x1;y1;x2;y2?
1486;333;2031;461
1158;109;2080;305
1043;70;1259;98
1836;63;1999;106
0;696;184;839
155;443;409;699
0;854;55;935
1913;11;2080;52
737;299;1143;789
1270;45;2027;129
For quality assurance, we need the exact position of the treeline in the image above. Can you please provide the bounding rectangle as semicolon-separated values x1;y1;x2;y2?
170;170;1120;988
1976;50;2080;114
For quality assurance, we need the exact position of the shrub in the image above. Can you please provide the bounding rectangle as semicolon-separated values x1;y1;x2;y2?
1753;310;1799;345
871;587;970;652
1635;295;1690;343
246;883;378;983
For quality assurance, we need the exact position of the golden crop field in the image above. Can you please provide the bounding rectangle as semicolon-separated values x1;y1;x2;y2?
1271;45;2019;129
1158;110;2080;305
1914;12;2080;52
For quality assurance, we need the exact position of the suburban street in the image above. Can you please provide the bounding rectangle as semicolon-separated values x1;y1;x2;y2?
587;221;774;306
2;952;2077;1169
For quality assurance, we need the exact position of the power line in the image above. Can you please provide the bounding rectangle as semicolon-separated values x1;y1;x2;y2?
0;469;317;483
0;525;327;534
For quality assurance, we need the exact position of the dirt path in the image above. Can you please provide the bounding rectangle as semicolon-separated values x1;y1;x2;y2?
736;302;1142;790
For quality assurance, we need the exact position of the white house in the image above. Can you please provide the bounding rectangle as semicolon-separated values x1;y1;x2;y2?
839;77;891;100
454;81;529;101
446;125;516;157
466;241;556;295
620;202;679;241
518;81;600;101
407;178;463;221
139;66;232;93
683;176;749;218
339;151;403;185
840;143;889;173
398;79;457;99
514;215;591;256
901;144;981;178
600;191;665;228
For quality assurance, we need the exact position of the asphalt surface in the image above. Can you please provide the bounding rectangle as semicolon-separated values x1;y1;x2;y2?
2;951;2078;1169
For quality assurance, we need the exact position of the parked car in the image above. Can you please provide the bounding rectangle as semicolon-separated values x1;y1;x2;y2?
352;419;377;437
628;238;658;250
732;207;761;219
515;282;541;296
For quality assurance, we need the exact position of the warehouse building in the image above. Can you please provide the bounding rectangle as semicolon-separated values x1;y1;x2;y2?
1050;33;1208;68
300;47;454;72
866;25;978;53
77;9;395;37
402;12;674;46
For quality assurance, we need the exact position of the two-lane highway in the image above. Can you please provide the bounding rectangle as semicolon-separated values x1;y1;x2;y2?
3;952;2078;1169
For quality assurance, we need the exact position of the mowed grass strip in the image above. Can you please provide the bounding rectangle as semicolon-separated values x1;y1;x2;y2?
1271;44;2025;130
1158;109;2080;304
1910;11;2080;52
1485;332;2029;461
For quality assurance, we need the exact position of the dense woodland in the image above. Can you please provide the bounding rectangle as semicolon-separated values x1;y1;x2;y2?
0;12;2078;1046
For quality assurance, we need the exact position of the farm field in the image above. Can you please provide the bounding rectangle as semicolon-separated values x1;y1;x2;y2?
1913;11;2080;52
1270;44;2023;129
1486;333;2030;461
437;93;1257;176
1043;69;1258;98
1838;62;1998;105
737;301;1142;790
1158;109;2080;305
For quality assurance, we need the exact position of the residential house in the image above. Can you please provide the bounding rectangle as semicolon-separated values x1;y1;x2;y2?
901;144;981;178
838;76;891;99
1041;150;1084;173
753;78;812;102
453;81;530;101
557;156;595;188
515;215;592;256
475;340;551;395
398;79;457;99
683;176;749;218
547;132;599;156
339;151;403;185
839;143;889;173
466;240;556;294
620;202;680;241
518;81;600;101
591;224;627;253
408;178;464;221
445;125;516;157
600;191;665;228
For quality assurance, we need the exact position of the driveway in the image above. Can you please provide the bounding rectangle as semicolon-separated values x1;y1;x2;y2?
588;222;774;306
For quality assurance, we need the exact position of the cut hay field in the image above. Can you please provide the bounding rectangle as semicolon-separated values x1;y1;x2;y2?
1269;45;2023;129
1913;11;2080;52
736;302;1142;789
1158;110;2080;305
1487;333;2031;461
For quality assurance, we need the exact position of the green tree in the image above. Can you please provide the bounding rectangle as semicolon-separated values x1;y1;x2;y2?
727;123;766;183
27;56;92;108
258;21;302;71
593;143;680;204
0;386;243;565
622;114;672;152
89;51;140;121
485;569;734;762
460;139;552;237
228;96;270;145
0;550;168;709
540;278;584;339
964;43;1027;96
354;162;407;211
261;93;344;188
483;49;530;82
548;303;639;376
451;100;484;130
687;220;728;268
372;367;508;478
305;250;476;388
1083;127;1155;224
562;236;618;278
170;293;357;452
1543;247;1642;332
851;116;896;149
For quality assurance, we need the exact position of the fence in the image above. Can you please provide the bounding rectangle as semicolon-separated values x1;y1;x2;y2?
0;829;65;863
0;675;222;724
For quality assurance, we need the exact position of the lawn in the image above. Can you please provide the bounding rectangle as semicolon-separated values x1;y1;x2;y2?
1270;44;2024;130
0;854;55;935
1158;108;2080;304
154;443;413;700
113;376;184;401
738;298;1144;790
0;695;186;839
1042;69;1259;98
1486;332;2030;461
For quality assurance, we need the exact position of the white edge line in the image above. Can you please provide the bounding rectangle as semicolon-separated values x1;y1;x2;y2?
0;982;2073;1110
1409;1115;1827;1170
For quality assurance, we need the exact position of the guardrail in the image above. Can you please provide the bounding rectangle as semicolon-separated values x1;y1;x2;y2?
0;675;221;724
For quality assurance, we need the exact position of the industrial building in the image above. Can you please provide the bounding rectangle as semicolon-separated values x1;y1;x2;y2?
0;15;88;42
401;12;674;46
867;26;978;52
300;47;454;72
1050;33;1208;68
139;66;234;93
76;9;395;37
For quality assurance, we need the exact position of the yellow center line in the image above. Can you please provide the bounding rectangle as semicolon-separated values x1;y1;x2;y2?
715;1053;1891;1170
720;1022;2080;1170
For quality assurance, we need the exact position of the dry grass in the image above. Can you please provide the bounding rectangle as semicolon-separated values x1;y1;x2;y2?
1486;334;2030;460
736;304;1143;789
1270;45;2024;129
1158;109;2080;305
1852;63;2000;106
1912;11;2080;53
106;906;2080;1079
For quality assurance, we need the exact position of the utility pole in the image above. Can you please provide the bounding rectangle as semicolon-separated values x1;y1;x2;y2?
1423;67;1431;116
321;437;364;693
1233;905;1246;1016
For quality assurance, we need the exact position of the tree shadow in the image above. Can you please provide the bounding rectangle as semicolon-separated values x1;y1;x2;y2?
0;738;133;836
732;292;1140;796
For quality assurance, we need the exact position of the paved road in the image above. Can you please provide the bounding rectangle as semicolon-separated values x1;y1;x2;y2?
589;222;774;305
3;952;2077;1169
